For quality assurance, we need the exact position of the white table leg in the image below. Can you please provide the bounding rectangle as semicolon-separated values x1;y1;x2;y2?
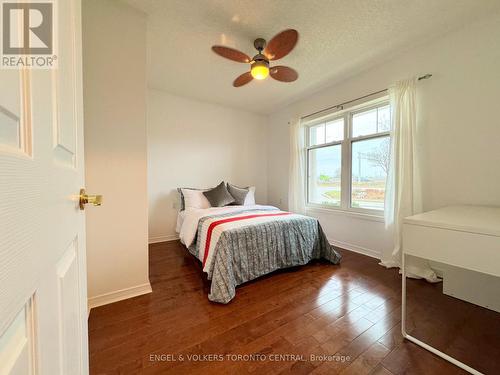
401;253;484;375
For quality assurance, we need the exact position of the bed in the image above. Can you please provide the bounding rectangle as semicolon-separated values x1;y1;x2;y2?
177;204;342;303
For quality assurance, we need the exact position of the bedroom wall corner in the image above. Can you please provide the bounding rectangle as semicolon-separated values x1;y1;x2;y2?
146;89;269;244
83;0;150;308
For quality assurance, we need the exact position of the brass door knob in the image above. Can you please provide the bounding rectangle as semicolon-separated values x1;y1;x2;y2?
79;188;103;210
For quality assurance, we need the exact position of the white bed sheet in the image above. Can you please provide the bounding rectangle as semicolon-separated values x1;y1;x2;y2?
178;205;278;247
175;210;186;234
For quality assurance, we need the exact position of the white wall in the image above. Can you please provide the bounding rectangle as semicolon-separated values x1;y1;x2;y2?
147;89;268;243
83;0;150;307
267;13;500;258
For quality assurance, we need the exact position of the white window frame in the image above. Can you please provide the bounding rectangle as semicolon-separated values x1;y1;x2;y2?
305;97;390;216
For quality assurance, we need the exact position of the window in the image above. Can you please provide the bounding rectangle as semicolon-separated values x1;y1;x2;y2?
308;144;342;206
306;100;391;213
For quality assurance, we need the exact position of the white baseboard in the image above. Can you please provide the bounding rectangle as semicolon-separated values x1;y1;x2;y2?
148;234;179;244
88;282;152;310
328;238;381;260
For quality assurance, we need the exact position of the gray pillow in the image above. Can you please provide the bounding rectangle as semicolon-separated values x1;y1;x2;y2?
227;183;249;205
203;181;235;207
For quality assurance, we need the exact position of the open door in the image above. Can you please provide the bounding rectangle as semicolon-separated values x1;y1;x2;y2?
0;0;90;373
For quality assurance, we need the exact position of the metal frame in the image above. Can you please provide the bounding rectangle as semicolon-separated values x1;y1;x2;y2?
304;99;390;215
401;253;484;375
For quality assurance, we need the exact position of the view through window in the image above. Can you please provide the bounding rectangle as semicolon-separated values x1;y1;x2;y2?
306;100;391;212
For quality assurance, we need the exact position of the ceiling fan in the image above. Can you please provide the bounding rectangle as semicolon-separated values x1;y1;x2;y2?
211;29;299;87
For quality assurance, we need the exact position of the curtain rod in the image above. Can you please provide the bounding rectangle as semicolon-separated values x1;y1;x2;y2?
300;74;432;121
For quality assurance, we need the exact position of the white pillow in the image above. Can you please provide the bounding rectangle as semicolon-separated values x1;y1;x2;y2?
181;188;211;209
243;186;256;205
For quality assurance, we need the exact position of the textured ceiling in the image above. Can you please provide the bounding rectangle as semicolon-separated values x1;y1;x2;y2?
123;0;500;114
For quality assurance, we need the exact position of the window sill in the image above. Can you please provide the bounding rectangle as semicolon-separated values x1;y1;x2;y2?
305;206;385;223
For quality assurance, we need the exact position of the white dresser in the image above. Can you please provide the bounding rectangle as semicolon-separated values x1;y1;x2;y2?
401;205;500;375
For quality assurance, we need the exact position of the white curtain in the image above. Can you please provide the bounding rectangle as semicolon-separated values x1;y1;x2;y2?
288;117;306;214
381;78;439;282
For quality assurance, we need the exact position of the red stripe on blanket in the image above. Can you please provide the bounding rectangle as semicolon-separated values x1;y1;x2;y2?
202;212;292;268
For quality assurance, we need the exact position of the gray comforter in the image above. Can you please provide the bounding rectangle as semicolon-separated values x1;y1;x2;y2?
188;209;342;303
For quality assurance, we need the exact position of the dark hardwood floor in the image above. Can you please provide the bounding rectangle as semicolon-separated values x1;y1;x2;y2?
89;241;500;374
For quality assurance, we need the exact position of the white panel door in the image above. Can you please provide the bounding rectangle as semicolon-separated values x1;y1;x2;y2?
0;0;88;374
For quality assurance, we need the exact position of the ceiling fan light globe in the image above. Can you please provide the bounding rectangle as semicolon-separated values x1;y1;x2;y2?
251;61;269;80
